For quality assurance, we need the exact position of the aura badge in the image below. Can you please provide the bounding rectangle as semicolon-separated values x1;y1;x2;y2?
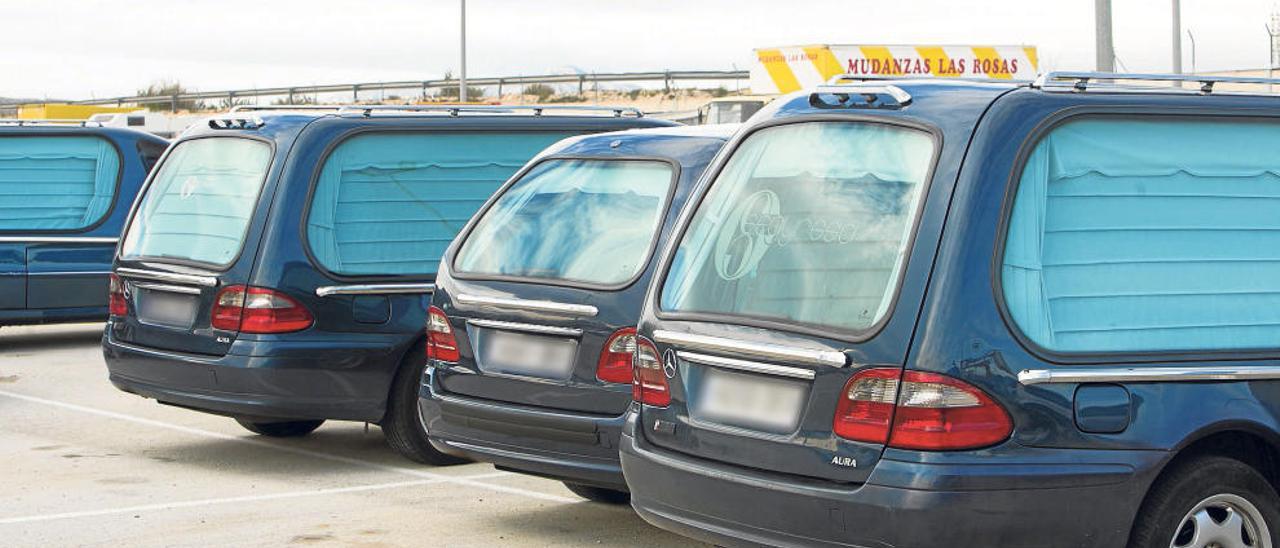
662;349;678;379
830;455;857;468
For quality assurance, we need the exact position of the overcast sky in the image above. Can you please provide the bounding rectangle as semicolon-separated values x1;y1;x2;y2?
2;0;1277;99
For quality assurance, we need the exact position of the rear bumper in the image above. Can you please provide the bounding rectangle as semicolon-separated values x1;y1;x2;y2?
419;367;627;490
102;324;405;422
620;412;1165;548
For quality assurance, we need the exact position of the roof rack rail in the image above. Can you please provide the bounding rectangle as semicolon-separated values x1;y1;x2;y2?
0;118;103;127
228;105;349;112
810;83;913;109
1033;71;1280;94
825;73;1033;85
336;104;644;118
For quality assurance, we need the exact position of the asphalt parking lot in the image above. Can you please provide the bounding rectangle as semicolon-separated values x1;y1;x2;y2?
0;324;705;547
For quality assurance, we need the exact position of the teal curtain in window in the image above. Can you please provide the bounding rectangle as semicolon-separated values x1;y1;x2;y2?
120;138;272;266
0;136;120;230
1002;118;1280;352
307;131;577;276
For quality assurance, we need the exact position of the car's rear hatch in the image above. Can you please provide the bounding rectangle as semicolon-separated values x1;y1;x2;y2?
112;135;276;356
637;116;947;483
434;158;681;416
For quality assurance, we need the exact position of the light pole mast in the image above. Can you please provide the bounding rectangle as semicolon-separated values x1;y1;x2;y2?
1095;0;1115;71
1171;0;1182;74
460;0;468;103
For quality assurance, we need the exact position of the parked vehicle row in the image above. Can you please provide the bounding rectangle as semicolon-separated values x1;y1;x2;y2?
7;71;1280;547
0;121;166;326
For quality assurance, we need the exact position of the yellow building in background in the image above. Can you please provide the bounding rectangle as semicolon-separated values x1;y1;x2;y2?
18;103;140;120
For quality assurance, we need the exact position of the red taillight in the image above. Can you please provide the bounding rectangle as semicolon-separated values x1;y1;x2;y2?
631;337;670;407
832;367;899;444
108;274;127;316
834;368;1012;451
210;285;313;334
425;306;460;362
597;327;637;384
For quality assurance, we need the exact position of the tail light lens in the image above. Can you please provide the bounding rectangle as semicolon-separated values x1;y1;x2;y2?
108;274;127;316
834;368;1012;451
211;285;313;334
832;367;899;444
596;327;637;383
426;306;460;362
631;337;670;406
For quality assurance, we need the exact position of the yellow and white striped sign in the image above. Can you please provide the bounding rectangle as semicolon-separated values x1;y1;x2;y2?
751;44;1040;95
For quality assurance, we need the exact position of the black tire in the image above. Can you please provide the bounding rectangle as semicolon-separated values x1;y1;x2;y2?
382;346;468;466
235;419;324;437
1130;454;1280;548
563;482;630;504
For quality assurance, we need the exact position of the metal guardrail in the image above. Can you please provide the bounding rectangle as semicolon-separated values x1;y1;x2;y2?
70;70;750;109
825;73;1034;84
336;104;643;117
1034;71;1280;94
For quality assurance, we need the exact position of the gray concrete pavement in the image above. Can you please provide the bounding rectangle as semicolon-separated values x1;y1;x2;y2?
0;324;705;547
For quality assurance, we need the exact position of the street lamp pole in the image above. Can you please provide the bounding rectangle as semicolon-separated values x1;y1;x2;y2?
1171;0;1182;74
1095;0;1115;71
460;0;468;103
1186;30;1196;75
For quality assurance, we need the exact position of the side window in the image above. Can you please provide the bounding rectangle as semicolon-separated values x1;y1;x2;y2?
0;135;120;231
137;139;168;174
1001;117;1280;354
306;131;576;277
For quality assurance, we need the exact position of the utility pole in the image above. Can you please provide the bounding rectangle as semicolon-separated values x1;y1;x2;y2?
460;0;468;103
1186;30;1196;74
1171;0;1182;74
1095;0;1115;71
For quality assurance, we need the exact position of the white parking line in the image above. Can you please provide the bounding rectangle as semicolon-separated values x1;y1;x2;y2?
0;474;493;525
0;389;579;505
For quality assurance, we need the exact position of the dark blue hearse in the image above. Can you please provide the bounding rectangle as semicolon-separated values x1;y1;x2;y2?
418;124;734;501
101;105;672;463
621;73;1280;548
0;121;166;327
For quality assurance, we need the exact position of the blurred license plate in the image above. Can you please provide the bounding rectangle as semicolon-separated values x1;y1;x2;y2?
697;368;808;433
480;330;578;379
137;289;197;328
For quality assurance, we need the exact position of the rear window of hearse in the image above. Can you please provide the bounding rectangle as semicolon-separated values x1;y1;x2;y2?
0;135;120;231
1001;117;1280;354
659;121;936;333
120;137;271;267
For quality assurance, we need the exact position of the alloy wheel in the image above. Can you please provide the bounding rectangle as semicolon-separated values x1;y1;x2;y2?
1170;494;1271;548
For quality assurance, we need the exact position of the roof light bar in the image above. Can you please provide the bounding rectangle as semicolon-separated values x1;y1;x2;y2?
810;84;913;109
208;117;266;130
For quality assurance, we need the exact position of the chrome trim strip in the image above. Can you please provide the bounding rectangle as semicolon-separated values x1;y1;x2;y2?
677;351;816;380
131;282;203;295
454;294;598;317
27;270;111;276
652;330;847;368
115;267;218;288
1018;365;1280;385
315;283;436;297
0;236;118;244
466;319;583;337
